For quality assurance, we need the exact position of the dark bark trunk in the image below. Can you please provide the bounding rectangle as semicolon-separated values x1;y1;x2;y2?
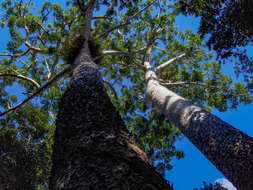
49;60;172;189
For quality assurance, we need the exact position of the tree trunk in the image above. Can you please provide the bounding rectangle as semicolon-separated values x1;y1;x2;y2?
145;67;253;190
49;52;172;189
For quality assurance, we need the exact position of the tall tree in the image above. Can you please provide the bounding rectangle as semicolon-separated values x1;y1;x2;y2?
0;0;252;189
49;1;172;189
143;46;253;190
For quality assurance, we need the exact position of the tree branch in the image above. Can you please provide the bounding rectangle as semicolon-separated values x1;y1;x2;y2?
132;59;146;70
50;40;61;78
0;73;40;88
100;49;146;70
102;50;133;56
92;16;112;20
142;28;163;66
103;79;118;100
76;0;88;13
162;81;217;89
0;49;30;57
95;0;157;40
42;55;52;79
51;56;60;78
102;48;145;56
143;49;153;70
155;53;186;71
25;41;43;52
35;20;49;34
139;112;158;137
0;67;71;117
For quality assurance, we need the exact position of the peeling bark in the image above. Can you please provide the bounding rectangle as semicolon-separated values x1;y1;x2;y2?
145;68;253;190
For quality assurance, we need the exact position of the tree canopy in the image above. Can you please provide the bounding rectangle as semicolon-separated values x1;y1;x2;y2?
0;0;252;188
176;0;253;91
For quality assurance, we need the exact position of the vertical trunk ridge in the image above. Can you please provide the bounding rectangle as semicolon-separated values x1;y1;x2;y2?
49;61;172;189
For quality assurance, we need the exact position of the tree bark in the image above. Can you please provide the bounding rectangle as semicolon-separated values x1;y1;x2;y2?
145;67;253;190
49;52;172;189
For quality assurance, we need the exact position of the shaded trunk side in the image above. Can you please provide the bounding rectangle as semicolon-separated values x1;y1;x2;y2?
49;60;172;190
145;68;253;190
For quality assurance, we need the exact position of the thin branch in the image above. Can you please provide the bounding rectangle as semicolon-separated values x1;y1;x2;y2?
154;45;166;51
143;49;152;70
95;23;129;40
50;40;61;78
24;22;30;36
0;49;30;57
161;81;217;89
42;55;52;79
41;6;51;23
112;79;118;86
0;67;71;117
113;59;145;70
92;16;112;20
155;53;186;71
103;79;118;100
102;50;134;56
124;0;157;21
132;59;146;70
22;15;45;54
117;29;125;41
37;35;46;46
95;0;157;40
7;101;11;109
100;49;146;70
51;56;60;78
25;41;43;52
139;112;159;137
77;0;88;13
35;21;49;34
102;48;146;56
142;28;162;66
0;73;40;88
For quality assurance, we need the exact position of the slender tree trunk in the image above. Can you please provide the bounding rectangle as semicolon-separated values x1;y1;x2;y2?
49;46;172;189
145;67;253;190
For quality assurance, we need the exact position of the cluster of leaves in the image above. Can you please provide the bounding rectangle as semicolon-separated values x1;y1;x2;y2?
175;0;253;91
0;104;54;189
155;28;251;111
0;0;252;188
194;181;228;190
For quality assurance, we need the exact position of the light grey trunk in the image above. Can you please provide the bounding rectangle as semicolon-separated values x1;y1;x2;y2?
145;68;253;190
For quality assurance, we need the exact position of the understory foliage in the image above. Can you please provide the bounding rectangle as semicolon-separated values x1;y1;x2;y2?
0;0;251;188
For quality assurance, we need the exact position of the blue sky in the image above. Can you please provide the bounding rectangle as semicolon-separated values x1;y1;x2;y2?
166;15;253;189
0;2;252;189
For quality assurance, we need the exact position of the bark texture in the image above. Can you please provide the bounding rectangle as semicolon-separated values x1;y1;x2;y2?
49;60;172;189
145;68;253;190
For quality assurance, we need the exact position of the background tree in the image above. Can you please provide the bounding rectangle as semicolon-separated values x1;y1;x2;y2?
0;0;251;189
176;0;253;91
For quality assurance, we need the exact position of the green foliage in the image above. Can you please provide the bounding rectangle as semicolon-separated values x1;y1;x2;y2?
0;104;54;189
0;0;251;188
194;181;228;190
176;0;253;91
